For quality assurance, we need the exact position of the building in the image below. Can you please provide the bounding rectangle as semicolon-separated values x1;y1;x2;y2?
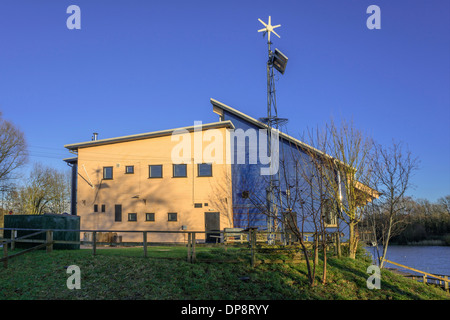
64;98;378;243
64;119;235;243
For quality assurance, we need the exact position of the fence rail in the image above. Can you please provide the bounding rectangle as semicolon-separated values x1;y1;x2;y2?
382;258;449;292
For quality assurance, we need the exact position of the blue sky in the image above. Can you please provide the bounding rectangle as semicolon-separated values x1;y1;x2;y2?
0;0;448;201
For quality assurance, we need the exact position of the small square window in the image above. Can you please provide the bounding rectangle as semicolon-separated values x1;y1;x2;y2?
173;164;187;177
168;212;178;221
198;163;212;177
94;204;98;212
146;213;155;221
128;213;137;221
125;166;134;174
149;165;163;178
103;167;113;180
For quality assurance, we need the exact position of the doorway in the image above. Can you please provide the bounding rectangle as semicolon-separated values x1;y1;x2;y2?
204;212;220;243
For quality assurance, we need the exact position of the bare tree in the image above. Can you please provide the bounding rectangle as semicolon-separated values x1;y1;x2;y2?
437;195;450;215
322;119;377;259
297;119;378;260
0;112;28;182
46;169;71;214
368;141;419;267
241;137;333;286
10;163;71;215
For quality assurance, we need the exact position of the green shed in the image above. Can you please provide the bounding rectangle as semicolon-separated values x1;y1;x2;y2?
4;214;80;250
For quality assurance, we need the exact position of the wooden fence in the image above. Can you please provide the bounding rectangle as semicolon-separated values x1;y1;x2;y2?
382;258;449;292
0;227;325;268
1;229;54;268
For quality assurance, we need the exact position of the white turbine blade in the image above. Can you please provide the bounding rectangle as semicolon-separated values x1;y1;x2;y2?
272;30;281;38
272;24;281;29
258;18;267;27
258;27;267;32
268;16;271;26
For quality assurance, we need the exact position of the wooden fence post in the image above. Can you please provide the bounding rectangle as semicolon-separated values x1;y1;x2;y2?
11;229;15;251
2;242;7;268
187;232;192;262
92;231;97;256
46;230;53;253
444;276;449;292
250;228;256;268
191;232;196;263
422;274;427;285
143;232;148;258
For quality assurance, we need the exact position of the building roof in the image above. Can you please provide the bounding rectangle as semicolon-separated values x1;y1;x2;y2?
210;98;330;160
211;98;380;200
63;157;78;164
64;120;235;152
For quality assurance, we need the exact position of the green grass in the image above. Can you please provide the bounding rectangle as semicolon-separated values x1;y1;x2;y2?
0;246;448;300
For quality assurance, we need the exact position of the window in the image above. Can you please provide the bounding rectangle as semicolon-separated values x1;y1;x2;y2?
173;164;187;177
125;166;134;174
128;213;137;221
101;204;105;212
115;205;122;222
103;166;113;180
94;204;98;212
322;199;337;226
146;213;155;221
198;163;212;177
149;165;163;178
168;212;178;221
194;203;203;208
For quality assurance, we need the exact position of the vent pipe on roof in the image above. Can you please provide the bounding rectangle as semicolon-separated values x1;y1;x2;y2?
92;132;98;141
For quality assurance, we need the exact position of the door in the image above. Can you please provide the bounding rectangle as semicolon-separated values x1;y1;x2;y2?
205;212;220;243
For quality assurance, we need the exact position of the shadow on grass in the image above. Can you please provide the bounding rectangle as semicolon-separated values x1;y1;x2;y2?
326;257;427;300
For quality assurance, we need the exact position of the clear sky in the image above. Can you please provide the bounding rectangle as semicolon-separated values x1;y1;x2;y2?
0;0;448;202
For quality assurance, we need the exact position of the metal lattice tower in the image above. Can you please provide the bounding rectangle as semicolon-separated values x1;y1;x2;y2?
258;16;288;239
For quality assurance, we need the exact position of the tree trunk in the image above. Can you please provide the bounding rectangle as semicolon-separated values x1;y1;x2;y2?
348;221;358;259
379;217;393;268
322;240;327;284
314;234;319;266
299;242;315;287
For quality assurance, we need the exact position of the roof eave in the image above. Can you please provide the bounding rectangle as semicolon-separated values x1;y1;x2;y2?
64;120;235;151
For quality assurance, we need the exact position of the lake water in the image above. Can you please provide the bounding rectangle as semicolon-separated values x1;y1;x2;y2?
365;245;450;276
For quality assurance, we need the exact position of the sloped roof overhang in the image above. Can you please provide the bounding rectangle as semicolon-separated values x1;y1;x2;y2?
64;120;235;152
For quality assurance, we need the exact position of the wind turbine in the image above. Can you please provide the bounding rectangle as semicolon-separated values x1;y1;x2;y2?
258;16;281;43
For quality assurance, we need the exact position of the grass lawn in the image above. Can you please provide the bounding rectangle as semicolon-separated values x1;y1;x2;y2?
0;245;449;300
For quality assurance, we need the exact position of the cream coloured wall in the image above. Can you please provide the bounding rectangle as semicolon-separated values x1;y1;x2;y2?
75;126;233;243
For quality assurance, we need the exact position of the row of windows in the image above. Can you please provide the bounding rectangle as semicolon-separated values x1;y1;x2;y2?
103;163;212;180
94;204;178;222
127;212;178;222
